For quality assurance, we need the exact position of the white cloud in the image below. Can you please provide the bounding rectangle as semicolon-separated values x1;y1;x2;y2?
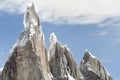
98;17;120;28
96;17;120;37
1;0;120;24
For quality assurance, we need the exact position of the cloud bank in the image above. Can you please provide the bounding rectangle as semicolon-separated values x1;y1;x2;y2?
0;0;120;24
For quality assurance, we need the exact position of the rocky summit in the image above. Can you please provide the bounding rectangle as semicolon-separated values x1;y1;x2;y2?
48;33;83;80
80;50;112;80
0;3;112;80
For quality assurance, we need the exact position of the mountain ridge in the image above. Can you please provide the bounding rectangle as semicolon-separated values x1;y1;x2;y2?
0;3;112;80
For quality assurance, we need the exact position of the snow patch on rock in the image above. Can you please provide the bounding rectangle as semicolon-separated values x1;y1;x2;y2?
64;45;71;52
23;2;38;31
68;72;75;80
50;32;57;43
85;49;96;58
0;67;3;76
48;32;57;61
104;67;111;76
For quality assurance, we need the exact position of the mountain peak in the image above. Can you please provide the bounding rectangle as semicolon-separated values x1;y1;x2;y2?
12;3;42;47
23;2;40;31
48;35;83;80
50;32;57;44
27;3;35;9
80;50;112;80
84;49;96;59
1;3;52;80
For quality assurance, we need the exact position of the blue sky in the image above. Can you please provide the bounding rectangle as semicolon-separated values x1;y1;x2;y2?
0;0;120;80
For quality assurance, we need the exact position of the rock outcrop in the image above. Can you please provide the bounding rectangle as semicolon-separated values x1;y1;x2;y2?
48;33;83;80
0;3;113;80
80;50;112;80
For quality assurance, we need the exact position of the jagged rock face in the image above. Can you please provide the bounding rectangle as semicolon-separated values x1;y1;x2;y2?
80;51;112;80
1;3;51;80
0;3;113;80
48;33;83;80
1;41;44;80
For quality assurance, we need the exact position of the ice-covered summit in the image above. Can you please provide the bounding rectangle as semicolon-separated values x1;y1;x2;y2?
23;3;40;31
9;3;42;48
50;33;57;44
